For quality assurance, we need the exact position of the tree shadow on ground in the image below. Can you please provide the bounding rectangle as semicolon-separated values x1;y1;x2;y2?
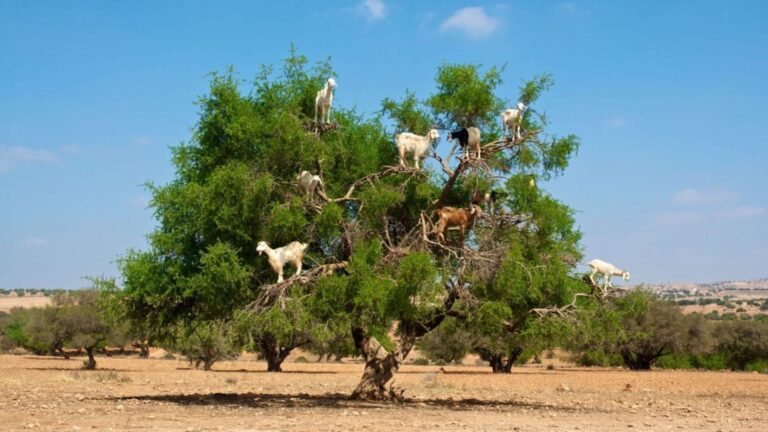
25;367;135;372
174;368;341;374
109;392;586;413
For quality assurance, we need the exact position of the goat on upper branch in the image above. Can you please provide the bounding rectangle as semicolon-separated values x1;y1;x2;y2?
395;129;440;169
315;78;337;124
502;102;527;140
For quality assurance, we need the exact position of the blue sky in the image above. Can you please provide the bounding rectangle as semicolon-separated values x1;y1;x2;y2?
1;0;766;288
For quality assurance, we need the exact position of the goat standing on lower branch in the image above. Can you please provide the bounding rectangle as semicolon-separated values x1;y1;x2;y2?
502;102;527;140
434;204;483;244
587;258;631;296
296;170;323;198
257;241;308;283
315;78;337;124
395;129;440;169
447;127;481;159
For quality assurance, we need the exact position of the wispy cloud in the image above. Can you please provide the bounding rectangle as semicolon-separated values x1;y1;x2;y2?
358;0;387;21
0;146;58;172
658;205;765;225
717;205;766;220
671;188;738;206
440;7;499;40
604;116;628;128
60;144;85;155
133;136;154;147
554;2;590;16
658;211;704;226
21;236;48;247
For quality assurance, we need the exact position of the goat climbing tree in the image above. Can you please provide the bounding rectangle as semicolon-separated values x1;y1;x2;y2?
119;49;589;400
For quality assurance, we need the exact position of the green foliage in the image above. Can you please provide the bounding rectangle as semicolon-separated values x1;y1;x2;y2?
427;63;505;130
119;49;592;383
713;320;768;370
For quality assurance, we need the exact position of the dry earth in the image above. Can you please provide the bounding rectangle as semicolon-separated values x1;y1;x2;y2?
1;354;767;432
0;296;51;312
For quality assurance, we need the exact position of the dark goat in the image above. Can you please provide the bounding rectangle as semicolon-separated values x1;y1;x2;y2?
447;127;481;159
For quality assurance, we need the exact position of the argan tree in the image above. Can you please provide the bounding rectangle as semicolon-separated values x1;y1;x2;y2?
120;50;589;399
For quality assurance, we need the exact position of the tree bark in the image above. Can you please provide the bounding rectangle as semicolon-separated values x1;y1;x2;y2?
350;328;404;401
258;334;296;372
83;347;97;370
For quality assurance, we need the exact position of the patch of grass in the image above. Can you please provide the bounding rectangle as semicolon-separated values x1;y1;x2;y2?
64;371;132;383
294;356;309;363
412;358;430;366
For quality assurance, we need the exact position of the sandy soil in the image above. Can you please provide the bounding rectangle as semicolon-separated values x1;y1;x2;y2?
1;354;767;432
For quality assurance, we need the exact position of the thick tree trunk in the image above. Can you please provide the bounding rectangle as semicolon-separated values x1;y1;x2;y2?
351;329;404;401
258;334;295;373
478;346;523;373
56;346;70;360
83;347;97;370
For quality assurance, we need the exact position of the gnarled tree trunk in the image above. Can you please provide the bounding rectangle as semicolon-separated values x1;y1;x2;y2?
350;328;406;401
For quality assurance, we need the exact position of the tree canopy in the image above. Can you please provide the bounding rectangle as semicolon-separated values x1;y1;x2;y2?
119;49;590;399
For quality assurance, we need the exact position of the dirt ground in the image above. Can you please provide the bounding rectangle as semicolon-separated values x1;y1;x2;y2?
1;354;767;432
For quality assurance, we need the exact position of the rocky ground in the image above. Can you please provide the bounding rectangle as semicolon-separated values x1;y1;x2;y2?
1;354;767;431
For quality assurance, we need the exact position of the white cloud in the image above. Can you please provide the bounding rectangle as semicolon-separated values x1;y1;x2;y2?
604;116;628;128
718;205;766;220
21;236;48;247
671;188;738;205
359;0;387;21
0;146;58;172
440;7;499;40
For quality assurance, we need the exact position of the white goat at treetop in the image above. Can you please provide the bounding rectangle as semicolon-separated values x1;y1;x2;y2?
587;258;631;295
395;129;440;169
502;102;527;140
257;241;309;283
315;78;337;124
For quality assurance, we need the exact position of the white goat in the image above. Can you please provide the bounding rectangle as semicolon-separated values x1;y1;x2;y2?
395;129;440;169
587;258;631;295
502;102;527;140
314;78;337;124
296;170;323;198
257;241;309;283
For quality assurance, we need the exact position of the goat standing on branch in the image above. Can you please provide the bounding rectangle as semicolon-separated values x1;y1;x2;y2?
296;170;323;199
433;204;483;244
587;258;631;296
502;102;527;140
257;241;309;283
314;78;337;124
396;129;440;169
448;127;481;160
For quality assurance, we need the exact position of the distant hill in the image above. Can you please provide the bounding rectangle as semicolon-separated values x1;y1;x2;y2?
639;278;768;297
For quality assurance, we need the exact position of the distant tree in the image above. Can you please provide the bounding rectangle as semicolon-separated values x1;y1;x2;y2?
571;290;695;370
713;320;768;370
166;320;244;370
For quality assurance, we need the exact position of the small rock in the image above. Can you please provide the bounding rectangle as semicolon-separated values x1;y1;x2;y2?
75;394;85;402
556;384;571;392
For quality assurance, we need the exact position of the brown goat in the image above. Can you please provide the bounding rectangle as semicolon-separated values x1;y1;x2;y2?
433;205;483;244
